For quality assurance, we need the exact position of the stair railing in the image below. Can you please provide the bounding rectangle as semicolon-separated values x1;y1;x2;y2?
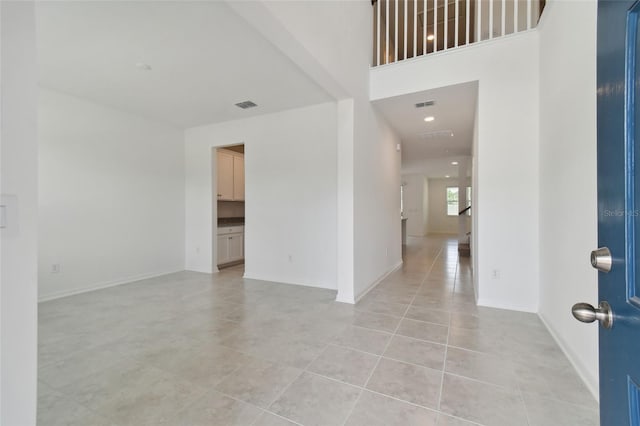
372;0;546;66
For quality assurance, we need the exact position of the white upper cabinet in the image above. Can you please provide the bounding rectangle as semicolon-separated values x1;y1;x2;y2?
233;155;245;201
217;149;244;201
217;151;234;201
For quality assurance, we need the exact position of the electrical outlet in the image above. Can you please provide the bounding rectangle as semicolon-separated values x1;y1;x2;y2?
51;264;61;274
288;255;293;263
491;269;500;279
195;247;200;254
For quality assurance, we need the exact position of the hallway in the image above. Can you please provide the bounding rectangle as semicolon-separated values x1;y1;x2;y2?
38;236;597;425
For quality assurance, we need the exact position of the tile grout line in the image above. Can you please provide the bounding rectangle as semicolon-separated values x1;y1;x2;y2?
248;368;306;425
302;369;441;416
517;385;534;426
437;243;458;411
216;326;594;421
340;245;443;426
301;365;500;426
330;330;446;355
38;381;120;425
210;388;305;426
363;242;443;388
41;240;595;426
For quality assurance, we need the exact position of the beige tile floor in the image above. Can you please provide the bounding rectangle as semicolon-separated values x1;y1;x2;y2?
38;236;599;426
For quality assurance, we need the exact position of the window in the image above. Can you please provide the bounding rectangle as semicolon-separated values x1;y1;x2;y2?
447;186;472;216
446;187;458;216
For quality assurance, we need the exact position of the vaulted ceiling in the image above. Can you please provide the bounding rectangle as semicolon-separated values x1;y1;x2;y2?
36;1;333;128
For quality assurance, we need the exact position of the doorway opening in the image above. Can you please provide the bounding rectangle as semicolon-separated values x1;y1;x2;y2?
373;81;478;277
215;144;245;272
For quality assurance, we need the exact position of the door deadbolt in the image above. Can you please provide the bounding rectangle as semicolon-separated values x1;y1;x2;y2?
591;247;612;272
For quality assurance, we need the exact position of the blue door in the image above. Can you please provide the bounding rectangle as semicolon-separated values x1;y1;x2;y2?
588;0;640;424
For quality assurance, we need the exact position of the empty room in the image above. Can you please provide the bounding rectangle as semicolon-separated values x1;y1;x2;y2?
1;0;631;425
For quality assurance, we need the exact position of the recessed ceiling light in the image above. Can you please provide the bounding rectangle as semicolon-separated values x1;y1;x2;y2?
427;34;435;41
424;116;435;122
136;62;152;71
445;175;450;178
451;161;459;165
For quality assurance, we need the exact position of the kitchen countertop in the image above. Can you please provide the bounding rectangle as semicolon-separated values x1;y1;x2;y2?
218;217;245;227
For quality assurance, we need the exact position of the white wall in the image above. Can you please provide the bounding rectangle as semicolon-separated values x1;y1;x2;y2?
371;31;540;312
185;102;339;289
472;104;479;289
336;98;355;301
227;1;403;302
538;0;598;398
402;174;427;236
423;176;429;235
1;2;39;423
259;1;371;100
353;104;402;299
255;1;403;301
457;160;472;244
427;178;459;235
38;89;185;300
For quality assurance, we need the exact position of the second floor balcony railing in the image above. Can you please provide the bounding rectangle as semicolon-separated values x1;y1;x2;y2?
372;0;546;66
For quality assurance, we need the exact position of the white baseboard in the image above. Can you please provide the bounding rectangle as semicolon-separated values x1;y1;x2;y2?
38;269;184;302
185;266;220;274
335;292;355;304
353;259;404;304
538;312;599;402
476;297;538;313
242;272;336;291
185;264;215;274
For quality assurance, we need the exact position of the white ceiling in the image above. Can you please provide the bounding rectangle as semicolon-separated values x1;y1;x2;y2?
36;1;333;128
372;81;478;178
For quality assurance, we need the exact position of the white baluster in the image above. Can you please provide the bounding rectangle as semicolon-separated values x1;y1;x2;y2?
501;0;506;36
477;0;481;42
466;0;470;44
489;0;493;39
444;0;448;49
395;0;399;61
414;0;418;57
377;0;381;65
386;0;390;63
424;0;428;54
404;0;408;59
455;0;459;47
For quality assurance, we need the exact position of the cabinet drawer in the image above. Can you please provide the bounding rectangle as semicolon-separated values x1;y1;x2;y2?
217;226;244;235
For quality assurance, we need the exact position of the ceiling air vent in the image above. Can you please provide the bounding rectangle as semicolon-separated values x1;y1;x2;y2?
415;100;435;108
235;100;258;109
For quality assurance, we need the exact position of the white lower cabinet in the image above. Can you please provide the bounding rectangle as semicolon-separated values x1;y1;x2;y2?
217;226;244;266
227;233;243;261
